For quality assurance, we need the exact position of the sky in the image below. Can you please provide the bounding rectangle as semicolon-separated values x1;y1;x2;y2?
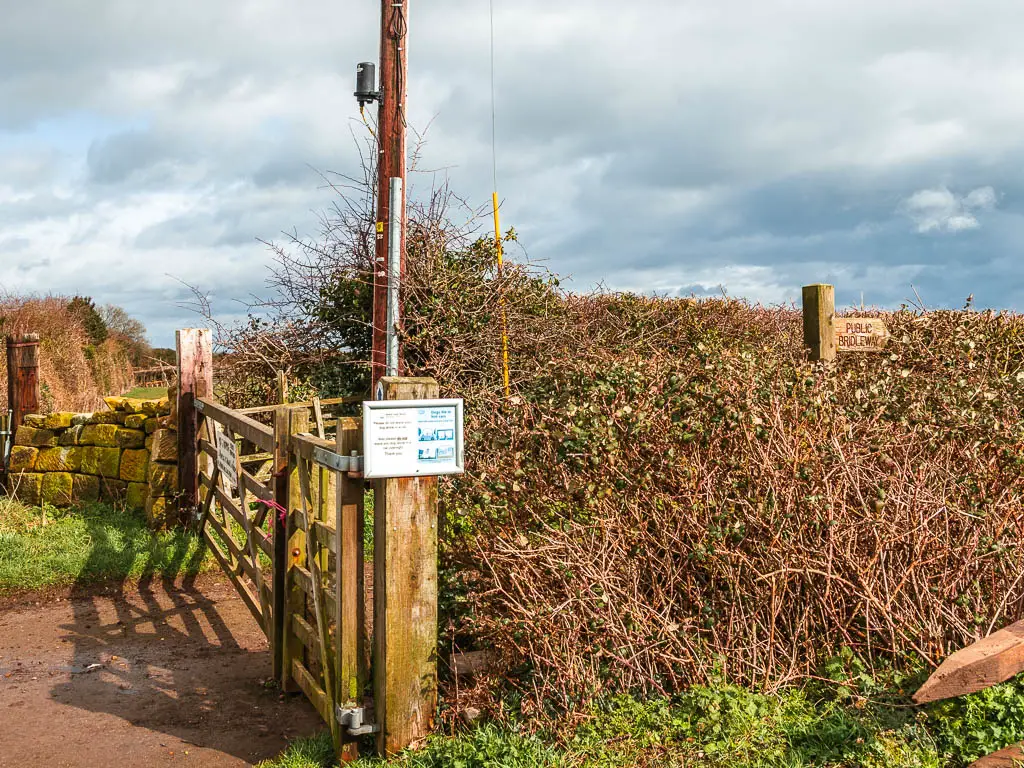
2;0;1023;346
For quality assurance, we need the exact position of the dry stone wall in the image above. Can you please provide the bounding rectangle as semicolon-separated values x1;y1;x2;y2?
9;394;180;528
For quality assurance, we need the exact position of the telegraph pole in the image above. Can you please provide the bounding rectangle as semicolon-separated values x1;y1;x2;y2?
371;0;409;393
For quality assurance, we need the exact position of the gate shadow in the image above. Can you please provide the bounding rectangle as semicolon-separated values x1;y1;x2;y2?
49;512;322;763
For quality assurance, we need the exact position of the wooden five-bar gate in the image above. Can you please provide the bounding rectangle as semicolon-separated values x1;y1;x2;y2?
176;329;438;760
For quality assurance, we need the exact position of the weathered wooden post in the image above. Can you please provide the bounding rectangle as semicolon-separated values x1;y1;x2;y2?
372;377;440;756
336;417;365;762
6;333;40;427
176;329;213;525
802;284;837;362
274;405;309;691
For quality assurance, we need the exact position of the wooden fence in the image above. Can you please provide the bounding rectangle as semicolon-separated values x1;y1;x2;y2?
176;329;436;760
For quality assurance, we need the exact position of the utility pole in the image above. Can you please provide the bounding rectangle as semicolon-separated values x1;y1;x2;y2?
371;0;409;393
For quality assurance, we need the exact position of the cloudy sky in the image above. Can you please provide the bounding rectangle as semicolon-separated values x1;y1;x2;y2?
2;0;1022;345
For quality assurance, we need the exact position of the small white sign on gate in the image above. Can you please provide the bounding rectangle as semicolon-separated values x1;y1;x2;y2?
362;399;464;479
215;426;239;490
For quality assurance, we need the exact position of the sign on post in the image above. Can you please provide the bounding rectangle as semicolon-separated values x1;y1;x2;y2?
835;318;889;351
362;399;464;479
215;426;239;490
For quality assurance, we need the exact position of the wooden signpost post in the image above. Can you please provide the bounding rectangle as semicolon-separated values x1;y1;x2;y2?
802;284;889;361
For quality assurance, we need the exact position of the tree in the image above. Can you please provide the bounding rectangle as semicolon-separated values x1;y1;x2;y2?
99;304;150;366
66;296;108;346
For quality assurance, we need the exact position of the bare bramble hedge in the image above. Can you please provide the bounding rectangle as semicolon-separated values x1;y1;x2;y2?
405;268;1024;705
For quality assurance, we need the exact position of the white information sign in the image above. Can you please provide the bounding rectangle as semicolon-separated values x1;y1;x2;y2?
362;399;464;479
215;426;239;490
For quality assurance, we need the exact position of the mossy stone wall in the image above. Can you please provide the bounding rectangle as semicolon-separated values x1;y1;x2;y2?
9;396;180;528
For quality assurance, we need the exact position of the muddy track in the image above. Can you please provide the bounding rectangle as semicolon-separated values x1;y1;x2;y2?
0;576;323;767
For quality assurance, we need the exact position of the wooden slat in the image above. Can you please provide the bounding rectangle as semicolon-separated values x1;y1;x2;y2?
196;397;275;451
199;438;216;459
915;620;1024;704
312;521;337;555
241;470;274;503
203;528;264;633
313;397;326;439
239;396;359;415
292;613;321;655
255;529;273;558
337;416;365;732
291;432;338;462
204;510;260;586
291;658;332;725
240;452;273;464
292;564;314;598
298;454;339;747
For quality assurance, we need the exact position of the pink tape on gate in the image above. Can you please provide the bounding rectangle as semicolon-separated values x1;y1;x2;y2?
256;499;289;524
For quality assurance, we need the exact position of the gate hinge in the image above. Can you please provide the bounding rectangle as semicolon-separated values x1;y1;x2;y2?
336;705;379;737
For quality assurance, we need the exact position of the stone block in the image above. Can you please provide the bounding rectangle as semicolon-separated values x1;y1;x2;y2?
12;473;42;506
36;447;82;473
86;411;120;425
15;426;57;447
124;414;147;429
100;478;128;502
79;424;118;447
126;482;148;511
80;446;121;477
103;397;128;412
59;425;83;446
42;473;74;507
149;430;178;463
145;495;177;529
144;418;160;434
72;474;100;503
43;412;75;430
115;428;146;449
120;449;150;482
24;414;46;427
8;446;38;473
70;413;93;427
148;462;178;496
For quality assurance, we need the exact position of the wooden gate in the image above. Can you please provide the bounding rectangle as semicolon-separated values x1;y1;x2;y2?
176;329;437;760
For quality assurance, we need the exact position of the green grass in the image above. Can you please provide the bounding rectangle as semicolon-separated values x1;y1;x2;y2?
122;386;169;400
258;655;1024;768
0;497;212;594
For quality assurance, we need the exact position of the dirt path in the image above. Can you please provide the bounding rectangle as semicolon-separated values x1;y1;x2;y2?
0;576;324;767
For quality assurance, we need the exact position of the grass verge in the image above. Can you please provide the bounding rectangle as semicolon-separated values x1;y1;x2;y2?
122;386;169;400
259;657;1024;768
0;496;212;594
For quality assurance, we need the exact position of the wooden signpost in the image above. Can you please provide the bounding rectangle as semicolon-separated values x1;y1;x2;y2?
802;284;889;361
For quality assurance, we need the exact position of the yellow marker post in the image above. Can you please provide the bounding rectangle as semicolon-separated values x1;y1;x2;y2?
492;192;511;398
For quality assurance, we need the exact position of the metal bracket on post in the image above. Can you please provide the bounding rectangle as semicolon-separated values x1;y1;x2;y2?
386;176;403;377
336;705;380;737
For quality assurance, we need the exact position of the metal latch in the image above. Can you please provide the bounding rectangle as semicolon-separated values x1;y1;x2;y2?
336;705;379;737
312;445;364;473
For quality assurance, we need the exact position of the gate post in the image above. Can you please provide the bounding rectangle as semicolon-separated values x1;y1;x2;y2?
176;329;213;525
374;377;440;756
6;333;40;428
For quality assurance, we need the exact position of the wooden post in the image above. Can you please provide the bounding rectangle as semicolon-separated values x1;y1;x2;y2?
6;333;40;428
278;406;310;692
277;370;288;404
802;284;837;362
374;377;439;756
336;417;364;762
176;329;213;525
